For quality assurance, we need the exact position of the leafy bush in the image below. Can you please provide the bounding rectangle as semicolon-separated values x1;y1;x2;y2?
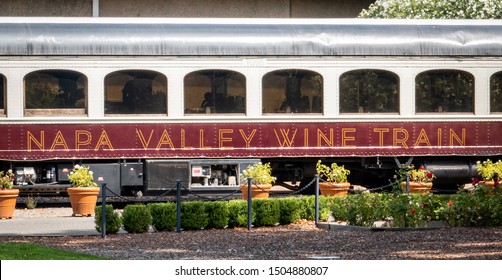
94;205;122;234
445;186;502;227
252;199;280;227
147;202;177;231
227;200;252;228
205;201;229;229
345;194;389;227
181;201;208;230
278;197;302;224
299;195;330;221
121;204;152;233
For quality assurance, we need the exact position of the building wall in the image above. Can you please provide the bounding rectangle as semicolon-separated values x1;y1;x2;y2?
0;0;374;18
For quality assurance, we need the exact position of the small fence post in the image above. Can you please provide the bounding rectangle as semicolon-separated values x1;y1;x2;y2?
247;177;252;231
314;174;319;225
405;173;410;194
176;180;181;233
100;182;107;238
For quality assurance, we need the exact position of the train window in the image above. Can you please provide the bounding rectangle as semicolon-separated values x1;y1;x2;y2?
0;74;5;115
104;70;167;115
184;70;246;115
24;70;87;116
262;69;323;114
415;70;474;113
490;71;502;113
339;70;399;113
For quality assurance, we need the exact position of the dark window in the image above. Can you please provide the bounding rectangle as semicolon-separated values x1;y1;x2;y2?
340;69;399;113
184;70;246;114
262;69;323;114
490;71;502;113
105;70;167;115
416;70;474;113
0;74;5;114
24;70;87;116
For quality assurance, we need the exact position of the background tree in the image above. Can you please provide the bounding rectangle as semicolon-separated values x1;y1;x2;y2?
358;0;502;19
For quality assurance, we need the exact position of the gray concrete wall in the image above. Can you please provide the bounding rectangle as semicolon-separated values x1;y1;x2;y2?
0;0;374;18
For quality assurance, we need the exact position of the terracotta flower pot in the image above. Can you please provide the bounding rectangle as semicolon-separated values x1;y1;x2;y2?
319;182;350;196
0;188;19;219
67;187;100;217
240;184;272;200
400;181;433;194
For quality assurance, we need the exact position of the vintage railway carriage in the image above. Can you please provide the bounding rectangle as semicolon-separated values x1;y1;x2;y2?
1;17;502;195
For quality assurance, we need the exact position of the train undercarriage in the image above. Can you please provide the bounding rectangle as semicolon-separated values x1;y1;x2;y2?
2;155;483;197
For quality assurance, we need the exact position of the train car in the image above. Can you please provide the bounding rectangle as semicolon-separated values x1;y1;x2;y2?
1;17;502;195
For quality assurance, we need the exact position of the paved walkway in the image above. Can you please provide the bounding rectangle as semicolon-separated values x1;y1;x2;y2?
0;208;100;237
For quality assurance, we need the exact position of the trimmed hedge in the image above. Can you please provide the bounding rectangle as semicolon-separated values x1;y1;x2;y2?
122;204;152;233
94;205;122;234
181;201;208;230
147;202;177;231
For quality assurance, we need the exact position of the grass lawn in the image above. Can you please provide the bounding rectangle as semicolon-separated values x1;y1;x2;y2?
0;242;108;260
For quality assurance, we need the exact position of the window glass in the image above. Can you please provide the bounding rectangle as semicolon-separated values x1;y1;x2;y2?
339;70;399;113
105;70;167;115
184;70;246;114
24;70;87;116
262;69;322;114
415;70;474;113
490;71;502;113
0;74;5;114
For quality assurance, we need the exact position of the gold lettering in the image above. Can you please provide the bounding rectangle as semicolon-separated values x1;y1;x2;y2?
274;129;297;147
50;131;69;151
450;128;466;146
136;129;154;149
317;128;334;147
156;130;175;150
414;129;432;147
94;130;114;151
341;128;356;147
75;130;92;151
393;128;409;148
200;129;211;149
27;131;44;151
373;128;389;146
438;128;442;147
239;129;256;148
304;128;309;147
218;129;233;149
181;129;193;149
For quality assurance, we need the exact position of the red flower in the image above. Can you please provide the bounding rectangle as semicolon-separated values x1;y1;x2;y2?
472;178;480;186
447;200;453;207
410;209;415;214
419;166;425;170
426;172;433;178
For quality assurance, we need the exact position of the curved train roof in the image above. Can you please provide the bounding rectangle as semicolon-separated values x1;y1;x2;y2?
1;17;502;56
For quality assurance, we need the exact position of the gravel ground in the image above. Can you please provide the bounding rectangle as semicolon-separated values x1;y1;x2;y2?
1;208;502;260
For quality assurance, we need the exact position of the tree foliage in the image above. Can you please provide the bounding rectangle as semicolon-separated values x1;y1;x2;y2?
358;0;502;19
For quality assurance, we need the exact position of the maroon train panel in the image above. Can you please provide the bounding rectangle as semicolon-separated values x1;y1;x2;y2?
1;121;501;160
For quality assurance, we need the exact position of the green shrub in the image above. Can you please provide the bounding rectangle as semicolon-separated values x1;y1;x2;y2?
94;205;122;234
445;186;502;227
299;195;330;221
206;201;229;229
147;202;177;231
181;201;208;230
121;204;152;233
278;197;302;224
344;193;388;227
253;199;280;227
227;200;252;228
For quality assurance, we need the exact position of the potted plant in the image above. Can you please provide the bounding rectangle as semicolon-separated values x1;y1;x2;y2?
67;165;100;217
0;170;18;219
316;160;351;196
475;159;502;187
239;162;275;200
396;164;435;194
